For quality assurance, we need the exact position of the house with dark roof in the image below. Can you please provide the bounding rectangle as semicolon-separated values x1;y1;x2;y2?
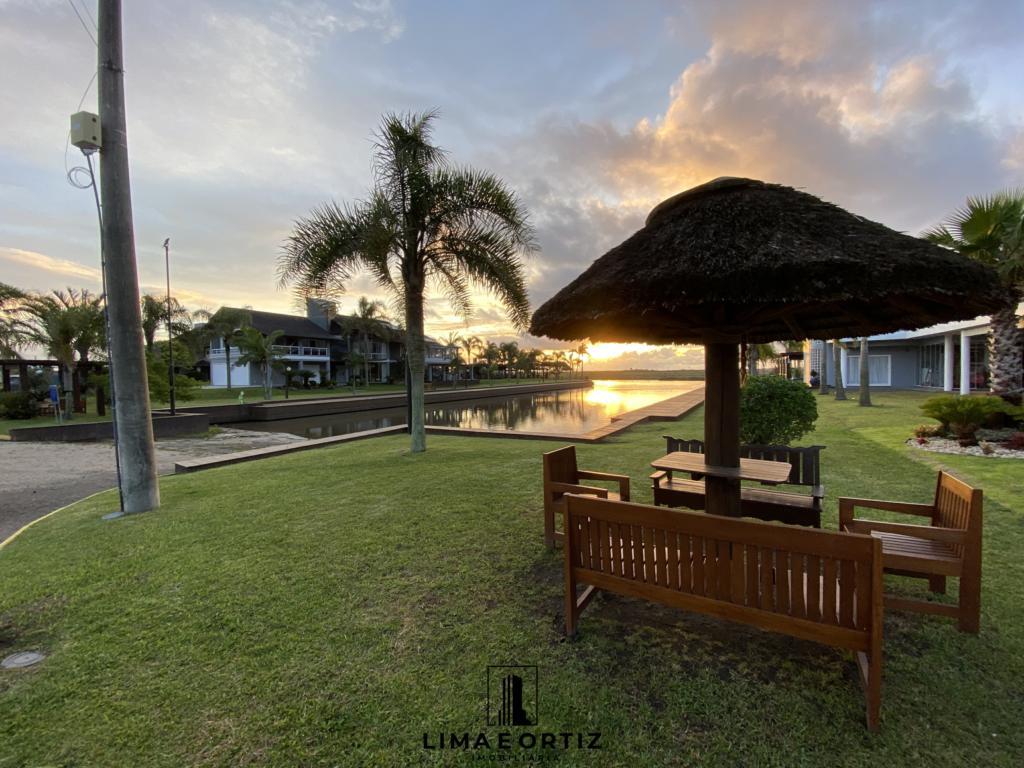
206;300;457;388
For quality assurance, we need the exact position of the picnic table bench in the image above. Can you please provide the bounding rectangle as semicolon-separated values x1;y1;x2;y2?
563;494;884;730
650;436;825;527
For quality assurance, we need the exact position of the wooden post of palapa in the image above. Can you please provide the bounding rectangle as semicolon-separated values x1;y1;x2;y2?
704;342;741;517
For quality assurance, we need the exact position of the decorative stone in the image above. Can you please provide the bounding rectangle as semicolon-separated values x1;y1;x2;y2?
1;651;45;669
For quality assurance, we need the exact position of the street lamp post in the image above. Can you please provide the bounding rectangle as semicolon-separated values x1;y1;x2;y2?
163;237;176;415
285;366;291;399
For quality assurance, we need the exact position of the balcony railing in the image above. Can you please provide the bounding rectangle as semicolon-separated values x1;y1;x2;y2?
272;345;329;357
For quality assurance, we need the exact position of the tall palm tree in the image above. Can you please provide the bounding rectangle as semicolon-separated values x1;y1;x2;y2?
574;342;589;378
234;328;285;400
925;190;1024;402
833;341;847;401
141;294;192;352
858;337;872;406
0;282;26;357
498;341;520;379
343;296;391;387
461;334;481;383
440;331;463;386
195;307;251;390
481;341;501;380
279;112;536;451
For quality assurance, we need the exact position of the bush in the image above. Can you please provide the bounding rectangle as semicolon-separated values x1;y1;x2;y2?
0;391;39;420
914;423;946;438
920;395;1010;444
1004;432;1024;451
739;375;818;445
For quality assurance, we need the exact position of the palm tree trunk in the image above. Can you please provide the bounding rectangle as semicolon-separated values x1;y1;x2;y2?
363;330;370;388
859;337;872;406
988;300;1023;403
818;341;828;395
833;341;846;401
405;290;427;453
264;363;272;400
225;340;232;390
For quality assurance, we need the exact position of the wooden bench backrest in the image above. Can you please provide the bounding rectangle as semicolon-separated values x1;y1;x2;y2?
934;471;983;558
565;494;882;652
663;436;824;486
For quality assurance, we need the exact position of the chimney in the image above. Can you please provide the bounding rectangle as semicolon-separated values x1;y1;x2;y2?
306;297;335;330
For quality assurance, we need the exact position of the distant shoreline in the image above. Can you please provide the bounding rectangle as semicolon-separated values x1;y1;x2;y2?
584;369;704;381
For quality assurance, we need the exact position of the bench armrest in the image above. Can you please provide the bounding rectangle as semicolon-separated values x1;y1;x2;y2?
843;518;967;545
838;497;935;528
549;482;609;499
576;470;631;501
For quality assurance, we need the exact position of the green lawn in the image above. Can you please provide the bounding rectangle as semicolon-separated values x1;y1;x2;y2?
2;392;1022;766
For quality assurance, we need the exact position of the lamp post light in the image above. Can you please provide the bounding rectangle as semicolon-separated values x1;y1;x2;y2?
285;366;291;399
163;238;175;415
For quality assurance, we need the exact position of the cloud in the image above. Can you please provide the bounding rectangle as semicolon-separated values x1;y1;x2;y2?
0;247;101;282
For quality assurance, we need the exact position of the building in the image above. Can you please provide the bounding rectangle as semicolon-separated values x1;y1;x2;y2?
205;301;457;388
807;308;1023;393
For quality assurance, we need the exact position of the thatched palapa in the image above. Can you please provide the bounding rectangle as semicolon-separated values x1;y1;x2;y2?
530;177;1005;345
530;177;1005;520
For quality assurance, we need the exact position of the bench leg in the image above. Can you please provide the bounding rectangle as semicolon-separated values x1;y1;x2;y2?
544;504;556;549
958;570;981;635
928;575;947;594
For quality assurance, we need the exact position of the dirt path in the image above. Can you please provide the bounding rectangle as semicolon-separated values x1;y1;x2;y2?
0;429;304;541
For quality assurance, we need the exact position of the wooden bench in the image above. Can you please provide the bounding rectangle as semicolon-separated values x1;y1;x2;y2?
651;437;825;527
543;445;630;548
840;471;982;634
563;494;884;730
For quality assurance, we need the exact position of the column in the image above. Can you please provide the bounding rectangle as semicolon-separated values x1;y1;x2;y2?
943;334;954;391
960;331;971;395
839;346;849;386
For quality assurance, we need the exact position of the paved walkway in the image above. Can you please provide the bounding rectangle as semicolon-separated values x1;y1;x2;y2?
0;429;303;541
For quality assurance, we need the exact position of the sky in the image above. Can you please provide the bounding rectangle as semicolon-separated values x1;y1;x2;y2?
2;0;1022;369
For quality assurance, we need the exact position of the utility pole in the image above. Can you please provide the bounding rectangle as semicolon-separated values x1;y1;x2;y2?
164;238;176;415
98;0;159;513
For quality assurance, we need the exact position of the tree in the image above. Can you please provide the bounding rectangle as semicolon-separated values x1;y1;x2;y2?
499;341;521;378
195;307;251;390
858;337;872;406
833;341;846;401
575;342;589;378
481;341;501;379
234;327;286;400
279;111;535;452
439;332;463;386
17;289;105;413
461;334;481;383
140;294;192;352
0;282;26;357
740;375;818;445
342;296;391;387
925;190;1024;402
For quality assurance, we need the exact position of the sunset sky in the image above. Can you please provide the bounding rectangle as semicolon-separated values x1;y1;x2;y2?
2;0;1022;369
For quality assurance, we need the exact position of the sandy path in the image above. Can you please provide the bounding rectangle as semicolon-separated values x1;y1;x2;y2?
0;429;304;541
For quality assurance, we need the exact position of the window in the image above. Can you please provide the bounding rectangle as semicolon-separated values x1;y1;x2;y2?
846;354;891;386
917;343;944;387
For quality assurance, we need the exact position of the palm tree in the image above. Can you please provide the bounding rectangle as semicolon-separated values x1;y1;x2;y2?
0;282;26;357
234;328;285;400
858;337;872;406
140;294;192;352
461;334;481;383
343;296;391;387
279;112;536;452
498;341;520;379
833;341;847;401
925;191;1024;402
18;288;105;413
574;342;589;378
195;307;251;390
481;341;501;380
440;331;463;387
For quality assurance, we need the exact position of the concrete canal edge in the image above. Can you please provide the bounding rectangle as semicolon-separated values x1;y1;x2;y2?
171;384;707;475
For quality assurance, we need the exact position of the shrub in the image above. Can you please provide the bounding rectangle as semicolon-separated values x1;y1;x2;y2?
0;391;39;420
914;423;945;438
739;375;818;445
921;395;1010;444
1004;432;1024;451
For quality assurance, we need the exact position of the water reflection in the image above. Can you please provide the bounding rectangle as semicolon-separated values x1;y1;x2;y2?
234;380;700;439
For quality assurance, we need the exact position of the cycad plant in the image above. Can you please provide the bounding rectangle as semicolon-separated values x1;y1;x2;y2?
234;328;285;400
342;296;391;387
279;111;536;451
925;190;1024;402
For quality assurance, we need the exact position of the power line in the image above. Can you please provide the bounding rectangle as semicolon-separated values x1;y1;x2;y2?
66;0;97;47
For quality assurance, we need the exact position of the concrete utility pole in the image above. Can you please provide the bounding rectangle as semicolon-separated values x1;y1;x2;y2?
98;0;160;513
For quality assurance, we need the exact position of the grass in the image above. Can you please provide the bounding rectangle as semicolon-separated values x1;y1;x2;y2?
0;412;110;438
1;392;1022;766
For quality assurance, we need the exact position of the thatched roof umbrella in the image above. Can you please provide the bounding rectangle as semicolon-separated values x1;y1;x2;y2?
530;177;1005;517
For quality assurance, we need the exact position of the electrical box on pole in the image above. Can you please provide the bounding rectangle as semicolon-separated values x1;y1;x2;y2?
70;111;102;153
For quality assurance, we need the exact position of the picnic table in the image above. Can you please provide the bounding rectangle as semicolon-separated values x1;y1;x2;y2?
650;451;793;485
